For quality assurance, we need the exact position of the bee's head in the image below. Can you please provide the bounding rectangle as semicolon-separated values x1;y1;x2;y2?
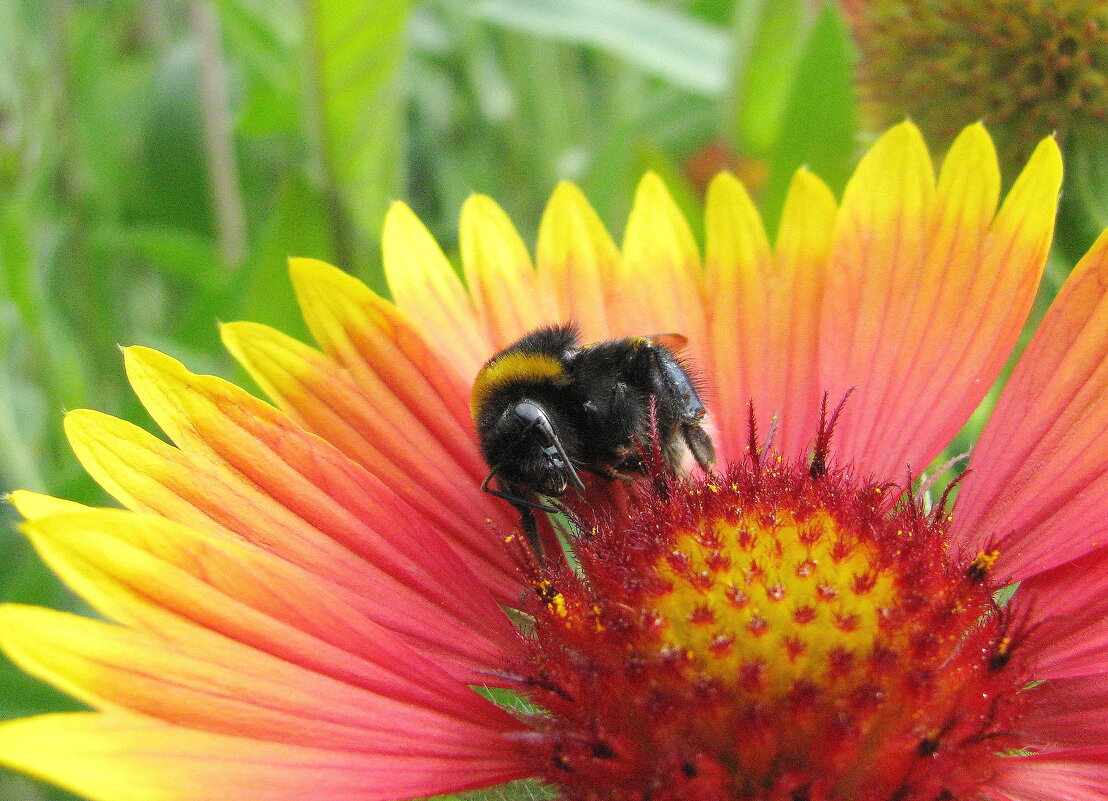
486;399;583;498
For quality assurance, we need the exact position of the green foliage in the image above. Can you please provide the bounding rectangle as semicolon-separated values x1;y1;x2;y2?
1056;123;1108;273
757;3;857;234
728;0;819;155
304;0;410;270
479;0;729;94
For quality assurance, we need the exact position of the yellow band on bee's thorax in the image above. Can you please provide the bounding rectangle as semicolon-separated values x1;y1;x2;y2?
470;351;567;419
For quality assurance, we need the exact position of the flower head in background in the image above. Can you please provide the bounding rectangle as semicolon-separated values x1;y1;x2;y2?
3;122;1108;800
843;0;1107;171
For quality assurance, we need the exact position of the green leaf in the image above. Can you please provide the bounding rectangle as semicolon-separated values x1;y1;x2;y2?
0;200;88;414
138;43;216;238
758;3;857;236
92;225;222;291
1069;137;1108;232
240;168;335;340
209;0;302;135
477;0;728;95
727;0;819;155
1056;124;1108;268
304;0;411;267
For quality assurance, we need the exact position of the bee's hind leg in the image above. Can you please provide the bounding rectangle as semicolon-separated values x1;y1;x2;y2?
643;344;717;471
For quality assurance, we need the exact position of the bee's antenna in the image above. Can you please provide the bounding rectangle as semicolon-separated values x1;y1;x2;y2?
479;467;552;560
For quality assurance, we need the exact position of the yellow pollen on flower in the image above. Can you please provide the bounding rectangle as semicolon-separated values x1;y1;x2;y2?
648;511;899;698
533;579;570;620
968;548;1001;581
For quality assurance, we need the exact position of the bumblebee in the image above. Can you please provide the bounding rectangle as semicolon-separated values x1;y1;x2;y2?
471;324;715;548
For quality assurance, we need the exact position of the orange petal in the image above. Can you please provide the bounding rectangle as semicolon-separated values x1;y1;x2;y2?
0;713;529;801
704;171;773;463
818;121;936;475
0;604;516;750
72;354;518;607
618;173;708;367
535;181;621;342
461;194;554;347
705;169;837;463
819;123;1062;478
382;202;491;376
217;327;520;593
952;228;1108;579
22;505;513;682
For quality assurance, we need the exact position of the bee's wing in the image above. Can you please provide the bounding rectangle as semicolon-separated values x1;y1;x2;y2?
647;333;688;353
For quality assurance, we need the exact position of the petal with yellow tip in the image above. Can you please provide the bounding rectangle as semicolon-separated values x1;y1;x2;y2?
703;171;772;462
619;173;708;366
382;202;491;376
875;132;1062;474
461;194;553;347
0;603;516;748
0;713;529;801
21;507;513;679
705;168;836;463
124;343;518;594
819;124;1062;478
852;123;1002;469
819;121;937;473
535;181;621;341
289;257;475;437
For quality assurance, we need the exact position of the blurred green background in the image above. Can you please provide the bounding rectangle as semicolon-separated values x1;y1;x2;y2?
0;0;1103;798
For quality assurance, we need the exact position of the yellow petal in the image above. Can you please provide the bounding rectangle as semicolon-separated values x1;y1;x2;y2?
461;194;553;346
382;202;491;376
704;172;772;462
535;181;621;341
619;173;708;364
0;713;529;801
8;489;89;520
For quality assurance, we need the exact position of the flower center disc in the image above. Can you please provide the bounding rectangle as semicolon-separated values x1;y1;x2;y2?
517;462;1027;801
652;510;900;702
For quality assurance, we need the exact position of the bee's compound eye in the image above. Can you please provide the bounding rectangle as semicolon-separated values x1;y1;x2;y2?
512;400;559;449
513;400;546;427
